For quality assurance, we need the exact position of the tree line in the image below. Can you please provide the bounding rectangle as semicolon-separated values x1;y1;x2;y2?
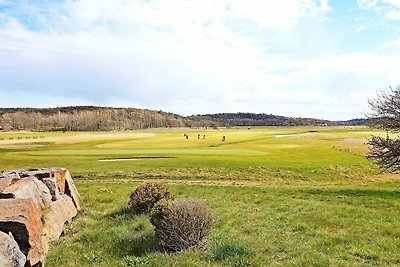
0;107;214;131
0;107;367;132
188;113;367;127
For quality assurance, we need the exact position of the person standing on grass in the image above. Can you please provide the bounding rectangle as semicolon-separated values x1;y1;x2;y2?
222;136;225;142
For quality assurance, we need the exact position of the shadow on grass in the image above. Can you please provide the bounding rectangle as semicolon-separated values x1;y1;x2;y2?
106;207;159;257
107;206;136;219
112;231;159;257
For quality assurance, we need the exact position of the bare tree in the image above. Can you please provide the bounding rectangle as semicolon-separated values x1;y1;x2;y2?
367;86;400;172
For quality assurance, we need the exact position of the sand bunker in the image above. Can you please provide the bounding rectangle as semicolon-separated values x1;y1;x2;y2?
275;134;295;138
99;157;173;162
274;133;312;138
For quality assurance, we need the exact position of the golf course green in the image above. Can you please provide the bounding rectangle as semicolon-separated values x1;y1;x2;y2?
0;126;399;266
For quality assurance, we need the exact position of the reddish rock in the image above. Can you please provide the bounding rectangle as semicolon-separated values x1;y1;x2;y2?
0;178;18;193
0;231;26;267
1;177;52;212
12;168;81;210
0;167;81;266
0;199;44;266
50;168;67;194
43;195;77;241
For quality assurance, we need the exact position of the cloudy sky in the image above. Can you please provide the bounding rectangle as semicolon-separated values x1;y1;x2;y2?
0;0;399;120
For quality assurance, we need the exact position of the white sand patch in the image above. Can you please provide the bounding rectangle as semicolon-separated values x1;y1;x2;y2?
275;134;295;138
99;157;172;162
274;133;311;138
99;158;144;162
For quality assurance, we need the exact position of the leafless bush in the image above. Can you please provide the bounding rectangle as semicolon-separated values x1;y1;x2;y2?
150;199;213;252
128;183;173;214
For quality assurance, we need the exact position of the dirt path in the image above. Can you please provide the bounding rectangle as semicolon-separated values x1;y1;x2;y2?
76;174;400;189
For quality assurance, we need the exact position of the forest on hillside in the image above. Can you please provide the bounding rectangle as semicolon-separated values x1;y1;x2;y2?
0;107;367;131
189;113;368;127
0;107;213;131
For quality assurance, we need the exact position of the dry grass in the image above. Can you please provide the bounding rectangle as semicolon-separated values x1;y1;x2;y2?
75;174;400;189
0;132;155;146
336;138;370;155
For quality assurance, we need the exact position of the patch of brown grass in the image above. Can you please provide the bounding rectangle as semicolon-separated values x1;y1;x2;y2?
336;138;370;155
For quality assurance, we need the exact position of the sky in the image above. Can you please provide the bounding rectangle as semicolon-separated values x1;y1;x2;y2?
0;0;399;120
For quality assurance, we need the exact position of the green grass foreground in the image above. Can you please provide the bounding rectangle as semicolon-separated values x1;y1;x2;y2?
0;127;399;266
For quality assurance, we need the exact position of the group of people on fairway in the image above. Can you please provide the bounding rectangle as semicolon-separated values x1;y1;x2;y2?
183;133;226;142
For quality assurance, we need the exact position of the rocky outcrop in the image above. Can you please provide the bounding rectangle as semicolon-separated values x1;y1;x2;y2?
43;195;77;241
0;199;44;266
0;177;18;193
0;168;80;267
0;231;26;267
1;177;53;212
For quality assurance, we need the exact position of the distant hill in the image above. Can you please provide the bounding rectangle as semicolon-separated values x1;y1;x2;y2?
328;118;369;126
0;107;367;131
0;106;215;131
188;113;368;127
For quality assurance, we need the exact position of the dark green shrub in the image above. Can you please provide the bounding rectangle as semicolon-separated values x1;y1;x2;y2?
150;199;213;252
128;183;173;214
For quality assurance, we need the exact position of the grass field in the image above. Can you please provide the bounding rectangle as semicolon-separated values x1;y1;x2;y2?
1;127;399;266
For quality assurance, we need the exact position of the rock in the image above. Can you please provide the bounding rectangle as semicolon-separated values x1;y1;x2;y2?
1;177;52;212
43;195;77;241
64;170;81;211
25;168;81;211
0;231;26;267
0;170;21;179
0;167;81;266
0;177;18;193
41;177;61;201
0;198;44;266
50;168;68;195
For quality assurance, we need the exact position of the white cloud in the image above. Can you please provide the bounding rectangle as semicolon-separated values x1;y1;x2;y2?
383;0;400;7
357;0;378;9
0;0;398;120
355;25;368;31
358;0;400;19
386;9;400;18
379;38;400;49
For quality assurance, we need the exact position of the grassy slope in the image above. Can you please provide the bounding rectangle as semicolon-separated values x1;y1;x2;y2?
0;127;399;266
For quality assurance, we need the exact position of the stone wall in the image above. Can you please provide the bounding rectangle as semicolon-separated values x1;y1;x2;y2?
0;168;80;267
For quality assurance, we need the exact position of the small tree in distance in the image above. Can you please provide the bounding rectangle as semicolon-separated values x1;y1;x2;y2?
367;86;400;172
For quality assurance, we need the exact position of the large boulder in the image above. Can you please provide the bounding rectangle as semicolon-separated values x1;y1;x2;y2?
0;167;81;266
43;195;77;241
0;198;44;266
0;177;53;212
19;168;81;211
0;231;26;267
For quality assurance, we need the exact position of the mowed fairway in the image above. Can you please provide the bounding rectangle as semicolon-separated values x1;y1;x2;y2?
0;127;399;266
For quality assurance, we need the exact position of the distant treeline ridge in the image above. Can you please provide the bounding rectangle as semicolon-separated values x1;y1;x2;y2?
0;107;367;131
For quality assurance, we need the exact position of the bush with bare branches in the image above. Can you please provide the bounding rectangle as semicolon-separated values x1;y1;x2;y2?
128;183;173;214
150;199;213;252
